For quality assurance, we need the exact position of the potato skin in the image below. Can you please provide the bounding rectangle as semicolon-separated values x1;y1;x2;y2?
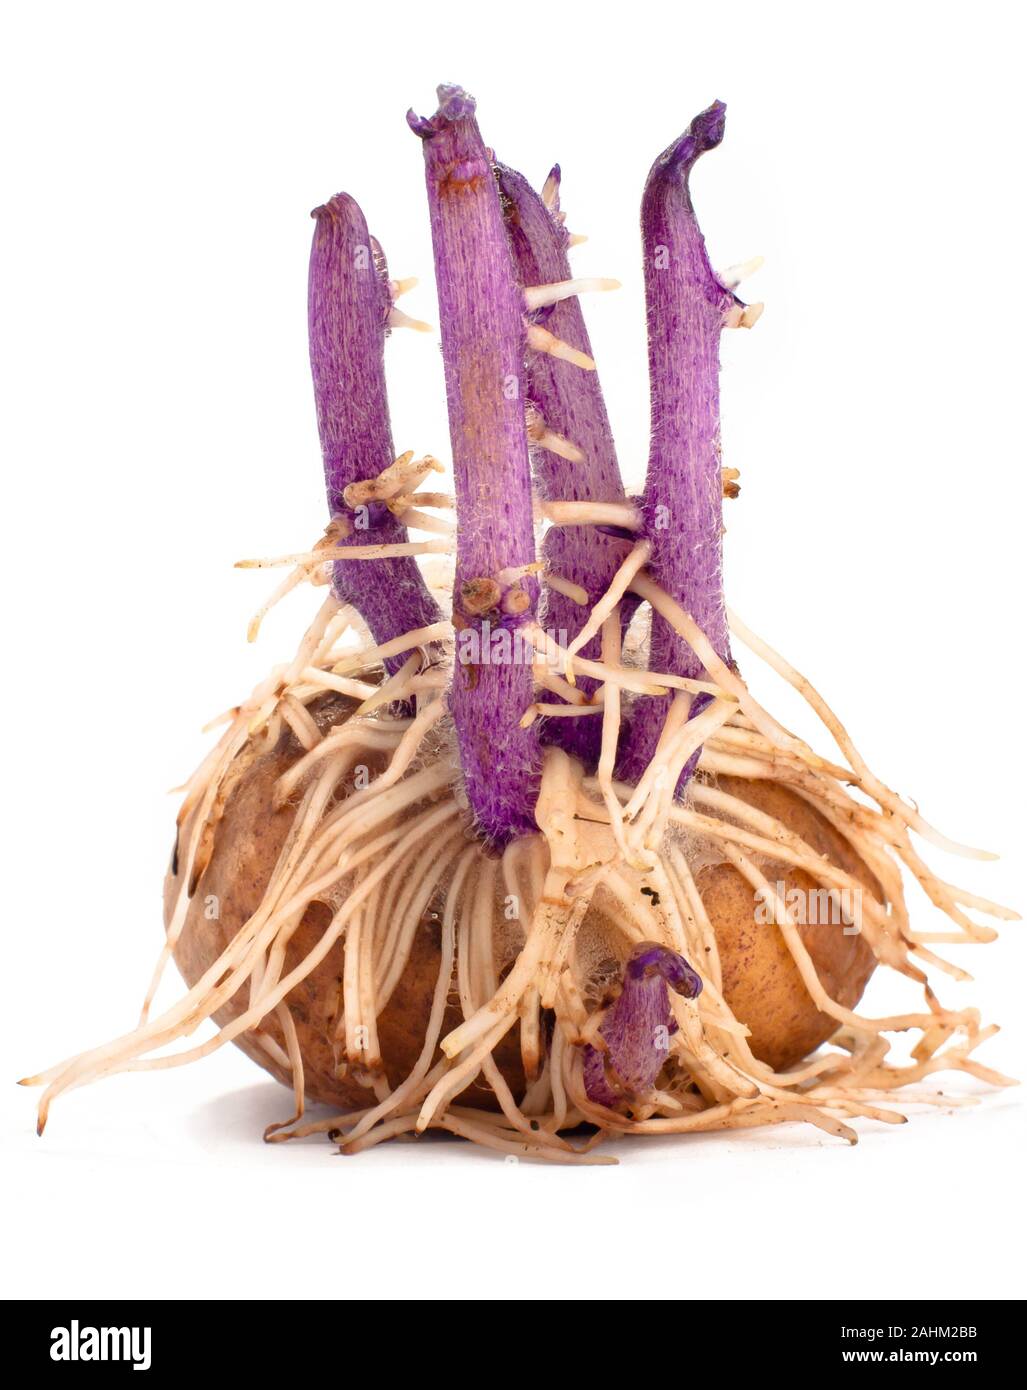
696;776;878;1072
166;699;523;1111
166;715;875;1110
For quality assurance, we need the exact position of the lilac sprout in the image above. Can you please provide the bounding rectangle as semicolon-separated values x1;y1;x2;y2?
583;942;703;1110
308;194;441;667
619;101;758;783
27;84;1010;1161
496;161;632;764
409;86;542;843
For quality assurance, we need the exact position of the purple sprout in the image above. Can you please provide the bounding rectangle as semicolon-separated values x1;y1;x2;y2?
308;193;441;667
308;90;752;841
495;161;635;766
619;101;747;783
409;86;543;843
30;83;1009;1161
583;942;703;1110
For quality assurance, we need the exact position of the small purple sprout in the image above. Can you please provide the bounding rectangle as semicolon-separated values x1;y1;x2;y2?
583;941;703;1110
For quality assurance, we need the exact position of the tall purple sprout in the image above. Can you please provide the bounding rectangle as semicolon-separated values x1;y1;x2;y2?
308;193;441;662
496;161;634;764
409;86;541;844
307;91;746;835
619;101;743;784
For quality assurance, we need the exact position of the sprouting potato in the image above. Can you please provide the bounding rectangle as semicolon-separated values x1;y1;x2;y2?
26;84;1013;1162
168;704;878;1114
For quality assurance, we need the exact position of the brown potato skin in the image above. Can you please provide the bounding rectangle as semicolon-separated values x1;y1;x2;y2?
166;719;876;1110
166;701;523;1111
697;776;878;1072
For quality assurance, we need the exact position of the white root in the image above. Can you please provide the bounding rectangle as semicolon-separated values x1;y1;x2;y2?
523;277;621;310
542;572;589;605
387;306;432;333
540;499;642;531
237;539;452;568
718;255;764;290
343;451;444;507
562;540;651;685
727;608;997;861
525;323;596;370
26;551;1015;1161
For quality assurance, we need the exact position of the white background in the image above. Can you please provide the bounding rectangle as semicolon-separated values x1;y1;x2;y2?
2;0;1024;1302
